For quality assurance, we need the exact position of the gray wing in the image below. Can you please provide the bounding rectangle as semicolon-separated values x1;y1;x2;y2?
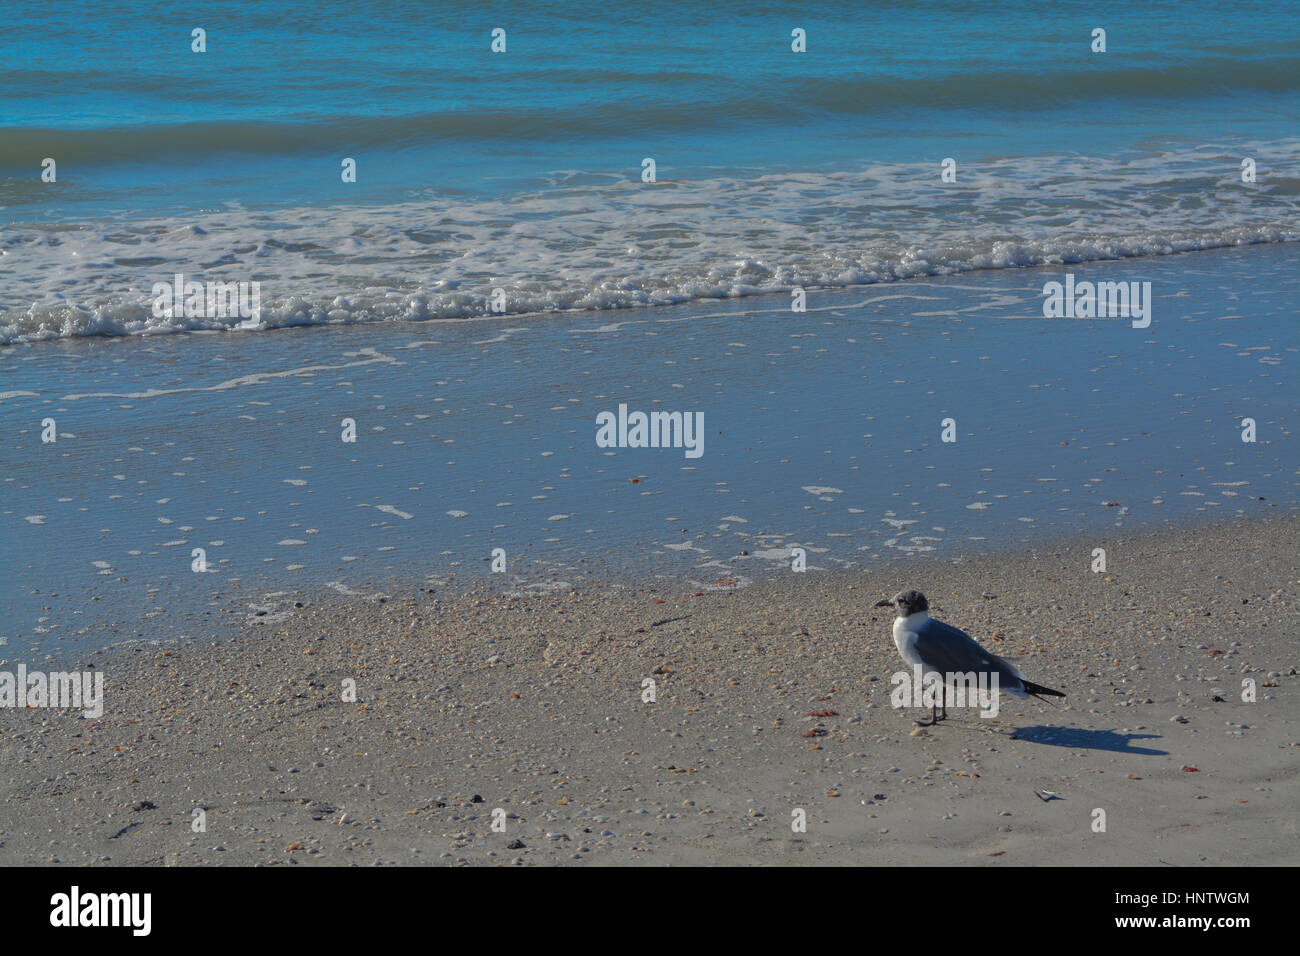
913;619;1023;685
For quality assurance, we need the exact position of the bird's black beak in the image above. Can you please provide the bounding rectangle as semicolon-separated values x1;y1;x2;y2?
874;598;893;608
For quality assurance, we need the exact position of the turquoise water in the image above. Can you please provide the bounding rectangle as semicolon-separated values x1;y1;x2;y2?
2;1;1298;341
5;0;1298;205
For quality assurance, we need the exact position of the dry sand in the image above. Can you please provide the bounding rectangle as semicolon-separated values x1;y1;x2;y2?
1;515;1296;866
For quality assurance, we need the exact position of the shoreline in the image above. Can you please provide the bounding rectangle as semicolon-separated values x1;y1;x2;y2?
22;502;1295;669
6;242;1296;665
1;513;1295;866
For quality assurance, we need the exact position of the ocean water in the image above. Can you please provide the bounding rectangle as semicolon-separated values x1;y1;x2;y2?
2;2;1298;659
2;0;1298;341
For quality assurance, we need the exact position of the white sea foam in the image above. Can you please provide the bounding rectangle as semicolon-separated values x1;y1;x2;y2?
4;146;1297;344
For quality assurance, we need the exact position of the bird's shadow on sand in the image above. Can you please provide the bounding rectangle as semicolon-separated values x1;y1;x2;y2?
1008;725;1168;755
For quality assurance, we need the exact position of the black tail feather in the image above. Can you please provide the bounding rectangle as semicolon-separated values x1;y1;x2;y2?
1021;680;1066;701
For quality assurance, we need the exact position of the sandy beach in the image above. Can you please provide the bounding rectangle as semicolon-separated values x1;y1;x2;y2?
1;513;1294;866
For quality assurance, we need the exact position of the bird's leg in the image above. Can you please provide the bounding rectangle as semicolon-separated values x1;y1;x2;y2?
915;678;943;726
914;702;936;727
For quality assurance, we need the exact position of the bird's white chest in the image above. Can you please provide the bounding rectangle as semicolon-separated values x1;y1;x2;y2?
892;612;929;666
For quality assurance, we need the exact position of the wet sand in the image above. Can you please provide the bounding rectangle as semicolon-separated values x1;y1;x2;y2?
1;513;1295;866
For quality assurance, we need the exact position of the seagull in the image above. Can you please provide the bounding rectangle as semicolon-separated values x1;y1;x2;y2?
875;589;1065;726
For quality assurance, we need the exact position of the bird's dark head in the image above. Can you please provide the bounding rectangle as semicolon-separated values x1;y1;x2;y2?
874;589;929;616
